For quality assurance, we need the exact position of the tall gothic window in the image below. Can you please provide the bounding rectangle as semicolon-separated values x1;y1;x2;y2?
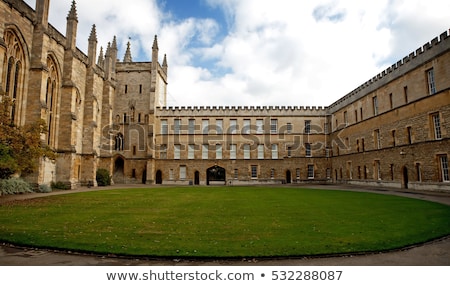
46;56;59;146
115;133;124;151
3;30;26;125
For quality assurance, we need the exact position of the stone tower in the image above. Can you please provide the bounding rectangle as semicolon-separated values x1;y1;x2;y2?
109;36;168;184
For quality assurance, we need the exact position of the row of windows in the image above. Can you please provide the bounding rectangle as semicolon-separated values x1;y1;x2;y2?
337;68;437;129
4;30;62;147
169;165;316;180
115;112;149;124
160;119;317;135
248;165;315;179
336;155;449;182
118;113;442;157
159;143;315;160
339;112;443;155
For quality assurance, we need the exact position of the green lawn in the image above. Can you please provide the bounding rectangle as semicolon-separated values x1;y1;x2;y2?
0;186;449;258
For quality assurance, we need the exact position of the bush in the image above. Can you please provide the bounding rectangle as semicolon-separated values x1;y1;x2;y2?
38;184;52;193
51;181;70;190
0;178;33;195
96;168;111;186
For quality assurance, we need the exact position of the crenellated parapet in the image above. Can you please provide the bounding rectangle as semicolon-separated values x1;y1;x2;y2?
157;105;328;117
116;61;152;71
328;29;450;113
158;105;327;111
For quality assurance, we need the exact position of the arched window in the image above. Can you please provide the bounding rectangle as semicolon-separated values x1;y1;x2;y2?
5;58;22;122
3;30;26;125
115;133;124;151
46;56;59;146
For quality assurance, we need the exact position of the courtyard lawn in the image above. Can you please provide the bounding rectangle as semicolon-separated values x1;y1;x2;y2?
0;186;449;258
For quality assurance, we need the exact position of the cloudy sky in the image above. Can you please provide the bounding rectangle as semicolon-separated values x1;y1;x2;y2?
24;0;450;107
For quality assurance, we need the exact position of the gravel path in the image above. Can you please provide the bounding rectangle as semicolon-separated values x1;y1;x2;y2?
1;184;449;266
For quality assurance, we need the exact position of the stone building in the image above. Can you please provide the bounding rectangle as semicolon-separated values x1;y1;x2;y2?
1;0;449;191
0;0;167;188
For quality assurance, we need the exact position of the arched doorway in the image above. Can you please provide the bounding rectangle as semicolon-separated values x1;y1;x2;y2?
206;165;226;185
155;170;162;184
286;170;292;184
402;166;409;189
113;157;125;183
194;171;200;185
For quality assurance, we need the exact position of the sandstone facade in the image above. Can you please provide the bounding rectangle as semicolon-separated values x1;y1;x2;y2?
1;0;449;191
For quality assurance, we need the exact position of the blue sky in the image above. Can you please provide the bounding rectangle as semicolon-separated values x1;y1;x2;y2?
23;0;450;107
157;0;230;75
160;0;226;28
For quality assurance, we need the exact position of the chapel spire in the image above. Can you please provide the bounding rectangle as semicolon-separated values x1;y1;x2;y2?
162;54;168;75
152;35;159;68
67;0;78;21
152;35;159;50
88;24;97;42
88;25;97;67
123;41;133;63
111;36;118;53
65;0;78;50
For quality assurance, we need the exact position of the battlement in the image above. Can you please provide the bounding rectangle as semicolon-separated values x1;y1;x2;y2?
116;61;152;71
328;29;450;113
158;105;326;111
157;105;328;117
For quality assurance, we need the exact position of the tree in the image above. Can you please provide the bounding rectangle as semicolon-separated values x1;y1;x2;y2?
0;96;56;179
0;143;17;179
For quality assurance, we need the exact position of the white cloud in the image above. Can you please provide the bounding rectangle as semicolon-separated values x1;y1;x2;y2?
23;0;450;107
378;0;450;64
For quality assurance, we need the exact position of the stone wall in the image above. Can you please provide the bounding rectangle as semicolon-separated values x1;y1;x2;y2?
330;91;450;190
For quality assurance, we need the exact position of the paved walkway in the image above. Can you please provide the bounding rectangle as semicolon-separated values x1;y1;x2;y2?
1;184;449;266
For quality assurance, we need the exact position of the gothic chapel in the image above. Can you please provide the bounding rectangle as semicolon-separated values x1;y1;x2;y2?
1;0;168;187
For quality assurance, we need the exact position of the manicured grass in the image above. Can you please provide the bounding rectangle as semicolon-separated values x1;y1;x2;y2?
0;186;449;258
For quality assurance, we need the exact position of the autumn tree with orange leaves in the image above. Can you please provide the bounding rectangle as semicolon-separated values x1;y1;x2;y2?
0;96;56;179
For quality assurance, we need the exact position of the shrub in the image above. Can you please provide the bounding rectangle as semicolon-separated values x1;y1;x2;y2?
96;168;111;186
51;181;70;190
0;178;33;195
38;184;52;193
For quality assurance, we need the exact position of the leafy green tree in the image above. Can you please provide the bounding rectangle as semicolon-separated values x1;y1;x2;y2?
0;96;56;179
